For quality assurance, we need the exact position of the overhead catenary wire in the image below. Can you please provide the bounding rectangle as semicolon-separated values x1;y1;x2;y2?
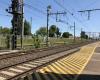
24;3;66;24
1;1;84;30
0;13;11;17
53;0;88;28
24;3;46;15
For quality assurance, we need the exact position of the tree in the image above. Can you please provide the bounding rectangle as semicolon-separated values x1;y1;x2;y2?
80;31;88;39
56;27;61;38
0;26;11;34
85;35;88;39
24;20;31;35
0;26;3;34
36;27;47;37
62;32;72;38
49;25;57;37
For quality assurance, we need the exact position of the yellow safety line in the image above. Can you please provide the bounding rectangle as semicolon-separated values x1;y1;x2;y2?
57;61;78;74
74;42;99;80
48;64;67;80
58;61;79;74
62;59;84;67
56;61;75;74
37;42;99;80
63;60;82;70
65;57;86;64
54;62;73;79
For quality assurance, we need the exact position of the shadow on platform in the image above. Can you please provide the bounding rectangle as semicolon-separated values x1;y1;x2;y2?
23;72;100;80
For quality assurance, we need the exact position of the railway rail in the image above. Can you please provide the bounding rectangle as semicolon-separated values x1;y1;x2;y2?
0;40;96;60
0;40;98;80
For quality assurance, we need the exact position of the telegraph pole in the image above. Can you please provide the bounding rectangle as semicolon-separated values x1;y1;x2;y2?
46;5;66;46
7;0;24;49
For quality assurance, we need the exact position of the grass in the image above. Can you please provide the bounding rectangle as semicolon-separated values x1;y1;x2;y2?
0;37;87;49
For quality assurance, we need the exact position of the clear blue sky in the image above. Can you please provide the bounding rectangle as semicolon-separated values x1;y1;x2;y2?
0;0;100;36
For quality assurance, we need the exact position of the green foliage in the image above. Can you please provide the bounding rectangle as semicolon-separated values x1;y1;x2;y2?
24;20;31;35
36;27;47;37
33;35;40;48
49;25;57;37
0;26;11;34
56;27;61;38
36;25;61;38
0;19;31;36
62;32;72;38
81;31;88;39
85;35;88;39
49;25;61;37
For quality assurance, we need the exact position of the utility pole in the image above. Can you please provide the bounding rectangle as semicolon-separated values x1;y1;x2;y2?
7;0;24;49
46;5;66;47
69;22;76;42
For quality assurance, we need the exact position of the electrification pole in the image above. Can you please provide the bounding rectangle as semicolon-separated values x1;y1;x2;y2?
7;0;24;49
74;22;76;42
21;0;24;49
46;6;51;47
46;5;66;47
78;9;100;20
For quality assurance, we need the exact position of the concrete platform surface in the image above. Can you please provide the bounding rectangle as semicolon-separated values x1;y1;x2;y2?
78;45;100;80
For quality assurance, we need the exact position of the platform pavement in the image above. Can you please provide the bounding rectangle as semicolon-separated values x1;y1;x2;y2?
77;43;100;80
33;42;99;80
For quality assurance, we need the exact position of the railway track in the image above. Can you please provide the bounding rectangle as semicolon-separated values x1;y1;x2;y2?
0;40;97;80
0;48;79;80
0;40;95;60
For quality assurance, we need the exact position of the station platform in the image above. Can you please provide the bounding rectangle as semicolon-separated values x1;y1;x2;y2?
77;44;100;80
31;42;100;80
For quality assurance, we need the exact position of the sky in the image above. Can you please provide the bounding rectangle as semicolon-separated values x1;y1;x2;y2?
0;0;100;36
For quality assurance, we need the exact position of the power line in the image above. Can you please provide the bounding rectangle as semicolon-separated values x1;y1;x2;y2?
24;3;46;15
53;0;87;28
53;0;73;15
0;13;11;17
24;3;65;24
78;9;100;20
